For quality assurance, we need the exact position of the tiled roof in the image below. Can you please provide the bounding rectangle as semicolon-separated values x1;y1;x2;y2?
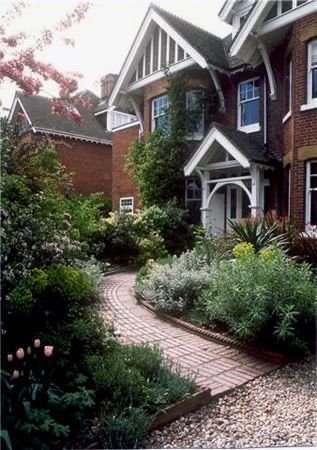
211;122;275;164
16;91;112;144
185;122;277;169
152;4;244;70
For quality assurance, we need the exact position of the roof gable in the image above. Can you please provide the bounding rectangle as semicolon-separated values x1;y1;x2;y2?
109;4;233;108
184;122;274;176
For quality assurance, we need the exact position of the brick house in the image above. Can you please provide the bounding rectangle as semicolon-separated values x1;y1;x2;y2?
8;75;135;198
109;1;317;233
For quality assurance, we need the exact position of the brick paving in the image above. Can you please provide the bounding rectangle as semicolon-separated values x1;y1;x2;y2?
101;271;280;396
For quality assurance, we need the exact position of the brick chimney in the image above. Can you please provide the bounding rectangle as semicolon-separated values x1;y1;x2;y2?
101;73;118;100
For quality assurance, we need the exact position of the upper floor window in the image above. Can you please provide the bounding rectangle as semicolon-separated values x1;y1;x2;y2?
306;161;317;229
152;95;170;132
237;78;260;133
308;39;317;103
186;90;204;140
301;38;317;111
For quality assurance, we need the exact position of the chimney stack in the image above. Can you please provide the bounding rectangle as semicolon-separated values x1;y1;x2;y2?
101;73;118;99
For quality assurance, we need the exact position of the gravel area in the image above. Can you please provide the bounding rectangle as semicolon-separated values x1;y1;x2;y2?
144;356;316;448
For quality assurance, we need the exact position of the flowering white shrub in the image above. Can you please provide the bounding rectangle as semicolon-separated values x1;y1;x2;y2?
135;249;215;314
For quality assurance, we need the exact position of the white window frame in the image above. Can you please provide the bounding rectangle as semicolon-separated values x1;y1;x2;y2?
185;178;202;202
186;89;204;140
151;94;170;131
237;77;261;133
301;38;317;111
305;160;317;230
283;59;292;123
119;197;134;214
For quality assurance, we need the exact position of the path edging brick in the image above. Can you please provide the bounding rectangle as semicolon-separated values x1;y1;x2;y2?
151;387;211;430
135;294;287;366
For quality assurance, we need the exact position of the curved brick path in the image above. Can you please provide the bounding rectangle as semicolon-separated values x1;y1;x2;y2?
101;271;280;396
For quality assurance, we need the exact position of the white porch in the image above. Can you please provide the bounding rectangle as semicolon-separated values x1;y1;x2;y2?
184;124;274;234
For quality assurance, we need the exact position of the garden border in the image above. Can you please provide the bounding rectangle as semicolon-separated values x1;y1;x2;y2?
150;387;211;430
135;294;287;365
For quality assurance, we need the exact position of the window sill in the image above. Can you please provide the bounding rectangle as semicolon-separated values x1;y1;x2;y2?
237;124;261;134
282;111;292;123
300;102;317;112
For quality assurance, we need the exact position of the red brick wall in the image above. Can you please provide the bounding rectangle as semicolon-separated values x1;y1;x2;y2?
112;124;141;211
270;12;317;229
56;138;112;198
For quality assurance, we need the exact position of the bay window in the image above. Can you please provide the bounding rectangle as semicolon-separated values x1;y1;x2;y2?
186;90;204;140
238;78;260;132
301;38;317;110
152;95;170;132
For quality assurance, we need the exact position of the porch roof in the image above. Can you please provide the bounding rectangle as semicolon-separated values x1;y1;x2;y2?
184;122;276;176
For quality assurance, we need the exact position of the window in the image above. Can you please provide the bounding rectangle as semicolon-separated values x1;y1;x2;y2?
306;161;317;228
308;39;317;103
120;197;134;214
238;78;260;132
152;95;170;132
185;178;201;202
186;90;204;140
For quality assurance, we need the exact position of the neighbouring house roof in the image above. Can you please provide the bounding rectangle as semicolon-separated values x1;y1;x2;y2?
10;91;112;145
184;122;277;176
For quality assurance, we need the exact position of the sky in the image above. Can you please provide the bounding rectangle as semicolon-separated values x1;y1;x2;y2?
1;0;232;112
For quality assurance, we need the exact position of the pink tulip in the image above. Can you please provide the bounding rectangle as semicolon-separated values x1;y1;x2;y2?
7;354;13;362
34;339;41;348
16;348;25;359
44;346;53;357
12;370;20;379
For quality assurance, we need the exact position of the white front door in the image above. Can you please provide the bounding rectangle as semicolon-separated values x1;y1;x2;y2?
209;193;225;235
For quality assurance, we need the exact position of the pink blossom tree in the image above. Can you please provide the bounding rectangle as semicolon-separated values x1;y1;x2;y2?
0;1;91;123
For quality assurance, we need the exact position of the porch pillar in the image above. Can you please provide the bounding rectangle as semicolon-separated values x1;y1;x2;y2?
250;165;264;217
199;170;210;227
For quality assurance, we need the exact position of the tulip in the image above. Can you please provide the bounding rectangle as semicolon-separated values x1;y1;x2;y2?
12;370;20;379
7;354;13;362
34;339;41;348
44;346;53;357
27;346;32;355
16;348;25;359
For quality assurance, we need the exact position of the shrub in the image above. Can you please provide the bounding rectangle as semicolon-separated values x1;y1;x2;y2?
97;407;152;449
137;201;194;255
199;248;316;353
228;215;287;252
135;249;215;314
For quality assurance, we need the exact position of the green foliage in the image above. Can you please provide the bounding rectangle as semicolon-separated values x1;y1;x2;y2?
46;265;95;308
6;286;35;315
198;248;316;353
65;193;111;254
100;211;167;264
86;344;195;447
126;73;209;208
127;129;188;207
137;201;194;255
98;407;152;449
228;216;287;253
136;248;216;314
